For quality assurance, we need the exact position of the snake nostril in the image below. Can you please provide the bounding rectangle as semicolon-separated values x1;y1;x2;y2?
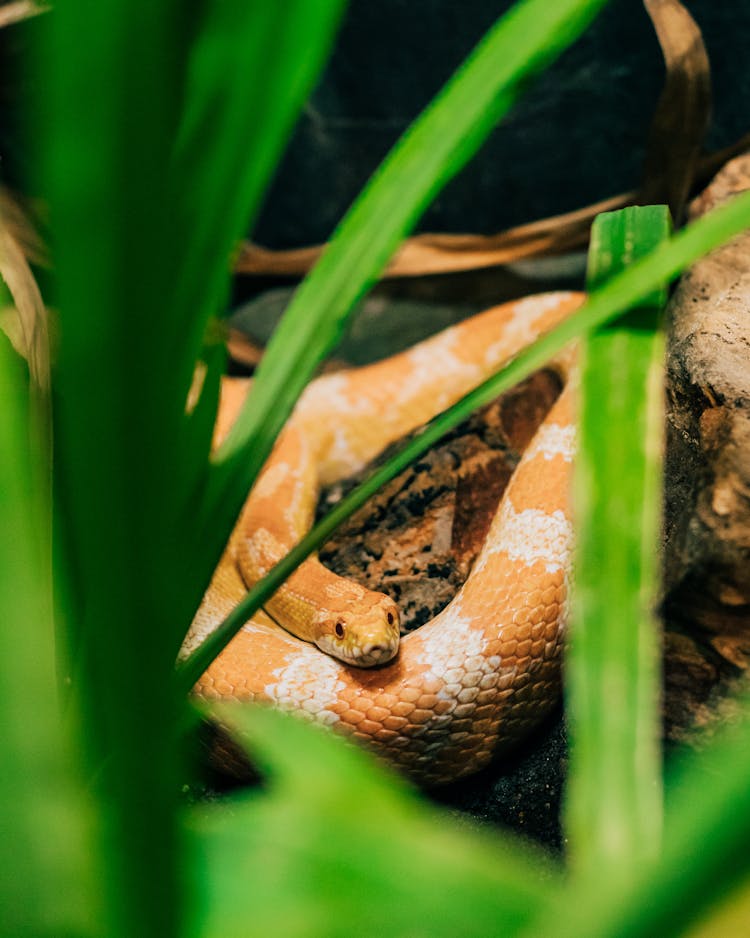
386;612;394;625
334;620;345;639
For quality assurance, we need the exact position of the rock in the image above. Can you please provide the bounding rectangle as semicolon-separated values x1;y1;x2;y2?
662;153;750;739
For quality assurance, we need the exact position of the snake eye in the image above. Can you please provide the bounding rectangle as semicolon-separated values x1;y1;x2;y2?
387;612;394;625
335;620;345;638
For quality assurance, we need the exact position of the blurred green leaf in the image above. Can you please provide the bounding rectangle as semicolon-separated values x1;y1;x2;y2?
526;698;750;938
44;3;193;934
172;0;347;412
564;205;670;878
43;1;348;935
189;705;559;938
0;329;93;936
685;870;750;938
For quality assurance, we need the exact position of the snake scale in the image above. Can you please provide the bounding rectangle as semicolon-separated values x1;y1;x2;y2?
185;291;584;785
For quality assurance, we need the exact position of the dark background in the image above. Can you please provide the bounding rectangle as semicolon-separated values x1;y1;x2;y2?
252;0;749;247
2;1;748;244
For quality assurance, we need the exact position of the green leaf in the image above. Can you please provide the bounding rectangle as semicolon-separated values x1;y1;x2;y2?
645;714;750;936
43;3;347;935
564;205;671;878
525;697;750;938
43;4;193;936
170;0;347;407
188;705;559;938
0;330;93;937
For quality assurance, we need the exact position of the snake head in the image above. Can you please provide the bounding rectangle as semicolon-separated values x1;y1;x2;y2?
314;593;400;668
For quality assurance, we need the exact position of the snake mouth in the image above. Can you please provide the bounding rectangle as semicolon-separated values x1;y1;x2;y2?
316;635;399;668
347;640;399;668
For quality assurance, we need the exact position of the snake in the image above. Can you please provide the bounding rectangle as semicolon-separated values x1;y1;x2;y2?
184;291;584;785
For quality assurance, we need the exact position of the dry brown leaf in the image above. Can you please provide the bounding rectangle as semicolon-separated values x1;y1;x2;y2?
226;328;265;370
0;196;50;390
234;136;749;281
0;1;49;30
640;0;712;220
233;1;732;282
0;188;49;268
234;192;627;279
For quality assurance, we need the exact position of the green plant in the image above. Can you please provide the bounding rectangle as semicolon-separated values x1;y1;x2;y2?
3;1;750;937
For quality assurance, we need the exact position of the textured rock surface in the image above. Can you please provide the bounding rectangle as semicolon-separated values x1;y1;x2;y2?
662;153;750;740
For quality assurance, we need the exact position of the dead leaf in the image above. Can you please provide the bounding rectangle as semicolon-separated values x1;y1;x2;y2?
640;0;712;221
0;1;50;30
0;191;50;391
234;2;736;281
234;136;748;281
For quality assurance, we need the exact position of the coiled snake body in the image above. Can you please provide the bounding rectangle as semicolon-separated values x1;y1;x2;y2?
186;292;584;785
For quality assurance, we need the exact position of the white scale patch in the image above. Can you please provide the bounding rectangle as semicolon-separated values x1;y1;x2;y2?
401;329;484;412
483;292;575;369
264;650;345;725
325;425;367;477
253;460;292;501
513;291;576;317
406;601;508;747
248;524;290;558
298;375;380;479
477;501;573;575
524;423;576;463
416;600;487;678
241;619;297;644
298;372;377;421
179;611;216;661
179;574;239;661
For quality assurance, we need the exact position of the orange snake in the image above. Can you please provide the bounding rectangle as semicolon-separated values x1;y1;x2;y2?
184;291;584;785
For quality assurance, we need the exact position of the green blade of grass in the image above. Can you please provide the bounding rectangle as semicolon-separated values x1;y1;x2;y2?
189;705;559;938
525;696;750;938
619;705;750;938
43;3;348;934
563;205;671;878
200;0;612;551
0;329;94;936
178;188;750;690
43;4;191;936
654;714;750;937
171;0;347;406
